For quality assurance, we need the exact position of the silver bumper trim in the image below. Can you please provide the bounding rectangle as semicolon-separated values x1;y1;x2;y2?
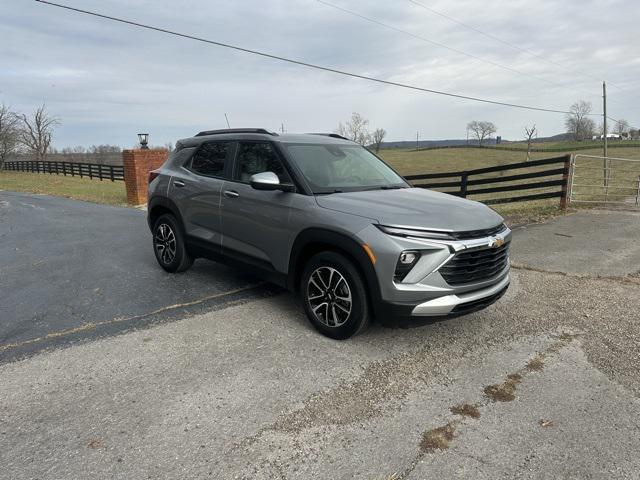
411;273;510;316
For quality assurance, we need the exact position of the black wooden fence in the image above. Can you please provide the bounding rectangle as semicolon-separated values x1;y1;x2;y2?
404;155;572;206
2;160;125;182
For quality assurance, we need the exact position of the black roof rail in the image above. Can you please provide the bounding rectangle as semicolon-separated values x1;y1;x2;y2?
307;133;350;141
195;128;278;137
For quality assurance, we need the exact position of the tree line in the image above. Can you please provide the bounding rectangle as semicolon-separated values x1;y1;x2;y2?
0;103;62;168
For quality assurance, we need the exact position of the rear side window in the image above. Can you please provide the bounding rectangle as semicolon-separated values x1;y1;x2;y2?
234;142;291;183
190;142;230;177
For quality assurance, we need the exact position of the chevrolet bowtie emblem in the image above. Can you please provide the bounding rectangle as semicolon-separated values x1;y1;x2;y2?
489;237;505;248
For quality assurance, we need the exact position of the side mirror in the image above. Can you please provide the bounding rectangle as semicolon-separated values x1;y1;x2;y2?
250;171;295;192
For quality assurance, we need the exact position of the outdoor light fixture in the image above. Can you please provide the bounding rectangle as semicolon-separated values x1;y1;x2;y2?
138;133;149;149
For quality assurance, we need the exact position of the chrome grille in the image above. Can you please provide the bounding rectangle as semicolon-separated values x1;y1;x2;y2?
439;243;509;286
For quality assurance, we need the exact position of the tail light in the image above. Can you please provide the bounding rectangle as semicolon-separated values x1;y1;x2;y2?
148;170;160;184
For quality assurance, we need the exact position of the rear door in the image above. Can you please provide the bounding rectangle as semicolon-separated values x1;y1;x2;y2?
220;141;296;272
170;140;235;249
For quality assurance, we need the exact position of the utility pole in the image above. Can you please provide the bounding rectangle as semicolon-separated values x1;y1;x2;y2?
416;132;419;150
281;122;285;134
603;81;608;187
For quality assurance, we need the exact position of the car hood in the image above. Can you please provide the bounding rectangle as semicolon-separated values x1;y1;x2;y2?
315;188;503;231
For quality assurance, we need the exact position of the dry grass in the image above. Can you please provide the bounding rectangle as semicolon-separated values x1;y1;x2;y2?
0;171;127;206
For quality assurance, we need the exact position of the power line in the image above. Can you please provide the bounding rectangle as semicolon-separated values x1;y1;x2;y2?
35;0;597;116
317;0;568;90
406;0;624;91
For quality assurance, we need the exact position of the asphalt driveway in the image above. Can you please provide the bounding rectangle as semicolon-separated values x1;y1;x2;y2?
0;191;275;362
1;194;640;479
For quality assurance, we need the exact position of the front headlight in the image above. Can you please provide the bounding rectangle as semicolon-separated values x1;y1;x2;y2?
376;224;455;241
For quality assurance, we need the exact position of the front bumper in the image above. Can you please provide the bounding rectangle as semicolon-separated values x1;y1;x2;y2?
411;273;509;316
375;272;509;326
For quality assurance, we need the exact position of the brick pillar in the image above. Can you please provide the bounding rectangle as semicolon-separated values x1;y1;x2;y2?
122;149;168;206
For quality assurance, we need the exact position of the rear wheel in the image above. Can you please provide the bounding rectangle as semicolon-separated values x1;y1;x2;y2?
301;251;370;339
152;214;193;273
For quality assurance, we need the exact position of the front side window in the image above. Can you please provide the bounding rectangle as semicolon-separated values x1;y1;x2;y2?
283;144;407;193
190;142;229;177
234;142;291;183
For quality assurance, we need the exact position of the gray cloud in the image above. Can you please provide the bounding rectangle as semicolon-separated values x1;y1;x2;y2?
1;0;637;147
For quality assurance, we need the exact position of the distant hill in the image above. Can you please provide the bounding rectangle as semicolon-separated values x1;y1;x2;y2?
380;133;572;149
380;139;479;149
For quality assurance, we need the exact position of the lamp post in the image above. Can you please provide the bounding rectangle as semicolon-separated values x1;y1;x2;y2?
137;133;149;150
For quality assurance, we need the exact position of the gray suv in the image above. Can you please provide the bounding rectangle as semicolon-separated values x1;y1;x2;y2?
147;128;510;339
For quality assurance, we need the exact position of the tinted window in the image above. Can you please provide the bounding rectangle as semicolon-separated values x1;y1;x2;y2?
235;142;291;183
190;142;229;177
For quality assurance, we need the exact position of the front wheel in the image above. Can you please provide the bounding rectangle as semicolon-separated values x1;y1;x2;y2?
301;251;370;340
152;214;193;273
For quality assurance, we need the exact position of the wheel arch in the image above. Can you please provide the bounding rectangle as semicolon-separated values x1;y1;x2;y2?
288;228;382;316
147;196;185;233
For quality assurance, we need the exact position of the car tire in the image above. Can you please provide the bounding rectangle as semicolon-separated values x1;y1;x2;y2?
152;213;193;273
301;251;370;340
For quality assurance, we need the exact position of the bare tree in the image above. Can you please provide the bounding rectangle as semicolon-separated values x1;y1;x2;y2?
565;101;595;141
524;124;537;161
614;119;630;137
18;104;60;161
336;112;371;146
630;128;639;140
371;128;386;153
0;104;20;168
467;121;496;146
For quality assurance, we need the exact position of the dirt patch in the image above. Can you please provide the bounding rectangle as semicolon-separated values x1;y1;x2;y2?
484;373;522;402
87;440;104;449
526;355;545;371
420;423;456;452
450;403;481;419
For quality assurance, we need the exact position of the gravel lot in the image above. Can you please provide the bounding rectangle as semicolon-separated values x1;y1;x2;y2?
1;207;639;479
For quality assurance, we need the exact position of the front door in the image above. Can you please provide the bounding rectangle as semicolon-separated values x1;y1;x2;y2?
220;141;296;272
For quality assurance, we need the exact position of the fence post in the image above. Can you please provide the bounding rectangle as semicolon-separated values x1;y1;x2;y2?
109;165;115;182
460;172;469;198
559;154;572;210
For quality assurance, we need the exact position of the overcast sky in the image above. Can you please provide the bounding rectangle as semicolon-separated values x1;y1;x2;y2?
1;0;638;148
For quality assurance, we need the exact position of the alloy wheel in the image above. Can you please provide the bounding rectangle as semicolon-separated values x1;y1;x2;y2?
154;223;177;265
307;266;352;327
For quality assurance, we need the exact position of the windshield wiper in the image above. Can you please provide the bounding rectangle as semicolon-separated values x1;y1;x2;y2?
315;189;344;195
379;185;406;190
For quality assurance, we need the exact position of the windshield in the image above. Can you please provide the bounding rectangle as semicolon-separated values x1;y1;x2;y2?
284;143;408;193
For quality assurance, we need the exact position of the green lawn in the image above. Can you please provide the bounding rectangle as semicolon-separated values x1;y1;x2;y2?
0;171;127;206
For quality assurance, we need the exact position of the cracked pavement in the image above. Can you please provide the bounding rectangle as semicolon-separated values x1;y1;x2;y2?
1;209;639;479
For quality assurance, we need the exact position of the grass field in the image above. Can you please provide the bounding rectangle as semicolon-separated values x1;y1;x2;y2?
379;144;640;221
0;171;127;206
379;144;640;176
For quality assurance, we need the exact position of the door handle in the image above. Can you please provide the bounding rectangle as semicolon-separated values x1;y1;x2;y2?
223;190;239;198
173;180;186;188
